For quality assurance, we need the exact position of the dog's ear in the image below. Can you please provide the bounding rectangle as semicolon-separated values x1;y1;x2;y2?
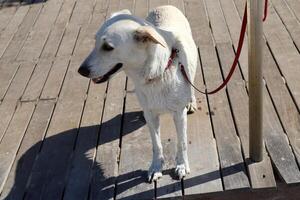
110;9;132;18
134;26;167;48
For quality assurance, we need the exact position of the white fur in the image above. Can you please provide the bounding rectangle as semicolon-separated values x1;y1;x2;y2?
80;6;198;181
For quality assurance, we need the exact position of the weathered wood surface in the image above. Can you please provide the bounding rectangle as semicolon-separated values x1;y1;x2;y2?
0;102;35;192
0;6;28;60
1;3;44;62
212;0;276;189
0;61;36;140
233;0;300;185
198;0;250;190
271;0;300;51
17;0;64;62
116;81;155;200
183;0;223;195
1;100;55;200
0;0;300;199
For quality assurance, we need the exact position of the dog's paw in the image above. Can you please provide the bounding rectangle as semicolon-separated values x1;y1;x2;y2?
148;159;164;182
148;171;163;182
186;101;197;114
175;164;190;179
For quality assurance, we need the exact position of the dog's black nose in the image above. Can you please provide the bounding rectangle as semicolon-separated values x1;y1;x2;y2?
78;66;90;77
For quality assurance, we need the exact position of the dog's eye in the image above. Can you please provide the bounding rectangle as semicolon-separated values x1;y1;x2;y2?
102;43;114;51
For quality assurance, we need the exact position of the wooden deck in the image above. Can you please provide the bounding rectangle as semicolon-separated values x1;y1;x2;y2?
0;0;300;199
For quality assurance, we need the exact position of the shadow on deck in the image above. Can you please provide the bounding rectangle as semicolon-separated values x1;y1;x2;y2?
3;110;253;200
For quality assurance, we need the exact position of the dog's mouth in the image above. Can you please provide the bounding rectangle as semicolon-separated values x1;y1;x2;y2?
92;63;123;84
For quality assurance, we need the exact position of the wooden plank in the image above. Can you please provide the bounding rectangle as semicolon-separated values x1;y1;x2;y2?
63;82;107;200
232;0;245;18
119;0;133;10
232;0;300;185
285;0;300;22
106;0;120;14
0;6;30;99
0;61;36;140
169;0;184;10
219;0;249;80
0;100;55;200
17;0;64;62
0;6;29;59
41;0;94;100
21;59;53;101
62;1;109;199
0;62;20;101
53;61;90;103
199;0;250;190
134;0;148;19
72;0;109;59
263;87;300;184
149;0;168;10
116;81;155;200
55;0;94;58
271;0;300;52
55;24;81;58
21;0;91;101
89;72;126;200
40;57;70;99
69;0;95;26
262;37;300;170
216;0;276;188
0;7;17;35
22;0;95;191
0;102;35;193
0;64;36;100
259;3;300;109
40;0;77;59
23;60;89;200
184;99;223;195
183;0;223;195
1;3;44;62
0;3;50;101
217;42;276;188
89;0;110;27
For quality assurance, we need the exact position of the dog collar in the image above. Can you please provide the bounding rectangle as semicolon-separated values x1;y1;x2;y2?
146;48;179;83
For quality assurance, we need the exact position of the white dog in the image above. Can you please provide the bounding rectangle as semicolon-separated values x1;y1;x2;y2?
78;5;198;182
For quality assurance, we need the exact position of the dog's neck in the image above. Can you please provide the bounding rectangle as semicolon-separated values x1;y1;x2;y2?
123;29;177;86
143;44;170;83
142;29;177;84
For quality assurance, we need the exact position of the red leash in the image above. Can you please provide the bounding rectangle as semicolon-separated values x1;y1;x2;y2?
178;0;268;95
263;0;268;22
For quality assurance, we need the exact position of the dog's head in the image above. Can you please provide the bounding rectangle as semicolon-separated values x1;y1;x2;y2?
78;10;167;84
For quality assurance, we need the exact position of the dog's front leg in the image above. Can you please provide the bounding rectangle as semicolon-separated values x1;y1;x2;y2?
144;110;164;182
173;107;190;179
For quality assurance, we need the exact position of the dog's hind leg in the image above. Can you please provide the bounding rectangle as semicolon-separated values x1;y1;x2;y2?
144;110;164;182
173;107;190;179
